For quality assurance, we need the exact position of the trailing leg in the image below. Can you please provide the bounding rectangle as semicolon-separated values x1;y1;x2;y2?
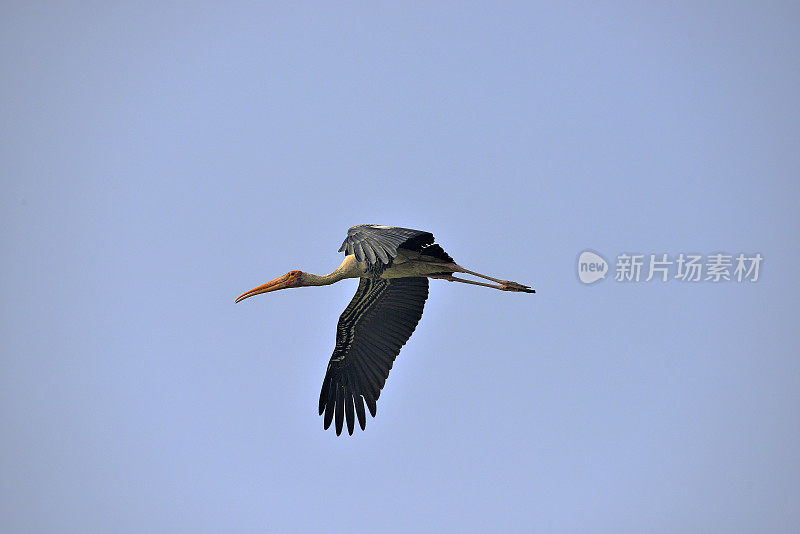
425;274;535;293
414;260;535;293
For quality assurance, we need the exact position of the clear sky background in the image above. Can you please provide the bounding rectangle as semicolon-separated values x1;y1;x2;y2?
2;3;799;533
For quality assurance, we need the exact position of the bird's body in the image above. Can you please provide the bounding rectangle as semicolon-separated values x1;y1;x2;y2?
324;248;458;281
236;225;534;435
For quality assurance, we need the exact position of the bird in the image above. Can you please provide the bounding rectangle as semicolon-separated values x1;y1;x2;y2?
235;225;535;435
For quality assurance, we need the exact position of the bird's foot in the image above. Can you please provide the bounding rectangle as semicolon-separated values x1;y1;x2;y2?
499;281;536;293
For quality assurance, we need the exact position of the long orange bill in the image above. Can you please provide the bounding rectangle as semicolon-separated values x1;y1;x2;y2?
235;273;293;303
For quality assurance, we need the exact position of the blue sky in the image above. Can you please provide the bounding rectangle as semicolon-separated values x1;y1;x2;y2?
2;3;799;532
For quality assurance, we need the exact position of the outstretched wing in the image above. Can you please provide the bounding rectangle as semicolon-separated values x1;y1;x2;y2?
338;225;437;265
319;276;429;435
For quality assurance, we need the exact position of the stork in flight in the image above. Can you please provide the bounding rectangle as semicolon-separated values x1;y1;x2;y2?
235;225;534;435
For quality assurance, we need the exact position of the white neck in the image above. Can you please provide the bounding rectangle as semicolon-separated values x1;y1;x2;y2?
301;255;362;286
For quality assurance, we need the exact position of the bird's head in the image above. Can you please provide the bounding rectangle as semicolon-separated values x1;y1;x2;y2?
235;270;304;303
